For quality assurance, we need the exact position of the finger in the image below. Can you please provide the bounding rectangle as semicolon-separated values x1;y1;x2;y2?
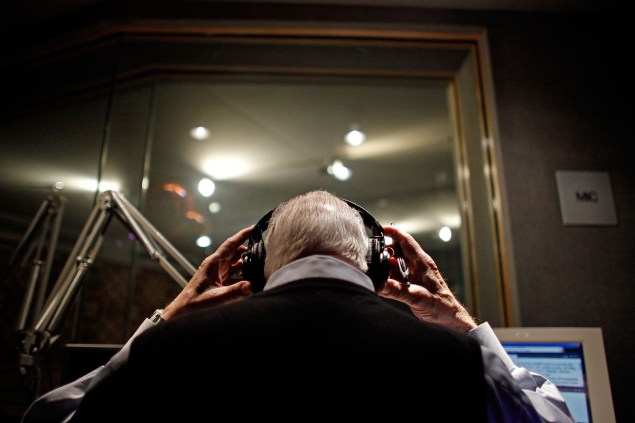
230;245;248;265
379;278;430;306
198;230;248;282
383;226;424;262
198;281;253;307
215;226;254;260
384;225;440;279
379;278;408;301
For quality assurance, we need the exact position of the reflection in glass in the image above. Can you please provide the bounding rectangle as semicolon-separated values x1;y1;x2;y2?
142;79;465;301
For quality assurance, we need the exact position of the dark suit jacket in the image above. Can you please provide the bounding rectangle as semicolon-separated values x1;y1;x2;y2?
72;279;488;422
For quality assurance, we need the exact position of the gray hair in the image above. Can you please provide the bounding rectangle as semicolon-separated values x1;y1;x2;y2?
263;190;369;278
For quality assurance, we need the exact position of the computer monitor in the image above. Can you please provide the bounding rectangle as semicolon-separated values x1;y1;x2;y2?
493;327;615;423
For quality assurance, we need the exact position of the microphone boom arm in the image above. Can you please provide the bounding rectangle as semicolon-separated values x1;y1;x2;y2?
18;190;196;376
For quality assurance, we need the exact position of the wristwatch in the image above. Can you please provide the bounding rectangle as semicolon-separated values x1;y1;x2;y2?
149;308;165;325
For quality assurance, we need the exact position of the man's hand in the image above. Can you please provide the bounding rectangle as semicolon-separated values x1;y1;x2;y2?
162;226;254;320
380;225;476;333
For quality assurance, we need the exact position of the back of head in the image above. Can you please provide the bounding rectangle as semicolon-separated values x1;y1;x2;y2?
263;190;369;279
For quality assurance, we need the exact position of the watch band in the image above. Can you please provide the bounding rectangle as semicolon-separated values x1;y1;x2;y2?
149;308;165;325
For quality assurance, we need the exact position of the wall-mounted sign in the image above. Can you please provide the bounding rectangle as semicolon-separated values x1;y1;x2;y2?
555;171;617;226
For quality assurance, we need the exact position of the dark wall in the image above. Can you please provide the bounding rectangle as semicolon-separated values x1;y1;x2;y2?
485;12;633;423
0;3;632;422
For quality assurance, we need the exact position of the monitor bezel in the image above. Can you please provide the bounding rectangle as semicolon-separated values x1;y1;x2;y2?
492;327;615;423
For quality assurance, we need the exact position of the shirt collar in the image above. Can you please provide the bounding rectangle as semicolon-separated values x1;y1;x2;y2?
263;255;375;292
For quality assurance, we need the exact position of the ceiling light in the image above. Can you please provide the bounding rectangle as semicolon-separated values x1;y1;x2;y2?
163;183;187;198
185;210;205;224
198;178;216;197
345;126;366;146
196;235;212;248
190;126;210;140
61;176;119;193
439;226;452;242
202;157;247;180
327;159;352;181
97;180;120;193
208;202;221;214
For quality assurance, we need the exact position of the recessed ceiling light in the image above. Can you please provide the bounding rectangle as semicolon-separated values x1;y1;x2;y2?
344;127;366;146
185;210;205;224
163;182;187;198
327;159;352;181
196;235;212;248
439;226;452;242
208;202;221;214
190;126;210;140
198;178;216;197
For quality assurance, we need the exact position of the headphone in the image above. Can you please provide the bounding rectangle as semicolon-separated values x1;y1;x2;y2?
241;199;390;293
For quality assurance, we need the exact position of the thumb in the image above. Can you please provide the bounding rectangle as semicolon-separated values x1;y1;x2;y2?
379;279;411;303
201;280;253;307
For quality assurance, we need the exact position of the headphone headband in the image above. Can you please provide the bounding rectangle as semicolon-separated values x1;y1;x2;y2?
242;197;389;292
340;199;384;237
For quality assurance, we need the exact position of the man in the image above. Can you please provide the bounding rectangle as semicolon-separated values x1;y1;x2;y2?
23;190;574;422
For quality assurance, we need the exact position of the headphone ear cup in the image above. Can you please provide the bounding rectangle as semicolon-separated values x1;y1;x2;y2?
366;238;389;291
242;208;274;293
242;240;267;293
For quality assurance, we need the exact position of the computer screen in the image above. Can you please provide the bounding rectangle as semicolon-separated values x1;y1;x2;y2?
493;327;615;423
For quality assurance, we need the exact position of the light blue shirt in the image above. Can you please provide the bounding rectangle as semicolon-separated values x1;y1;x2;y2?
264;255;374;292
